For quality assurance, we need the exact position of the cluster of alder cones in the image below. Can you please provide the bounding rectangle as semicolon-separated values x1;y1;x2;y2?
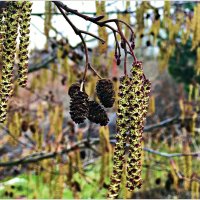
68;79;115;126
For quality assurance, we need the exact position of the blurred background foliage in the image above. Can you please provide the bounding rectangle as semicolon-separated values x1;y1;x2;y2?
0;1;200;199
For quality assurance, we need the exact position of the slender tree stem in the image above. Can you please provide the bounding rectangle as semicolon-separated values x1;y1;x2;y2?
115;21;137;62
124;42;127;75
79;34;89;83
88;63;102;79
102;18;135;38
113;31;121;58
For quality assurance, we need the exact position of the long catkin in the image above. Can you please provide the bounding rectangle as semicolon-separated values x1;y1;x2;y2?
107;76;131;199
0;2;20;122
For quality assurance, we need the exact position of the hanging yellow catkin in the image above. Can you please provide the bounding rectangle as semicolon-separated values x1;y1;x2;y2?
191;180;195;199
150;19;160;40
181;16;191;45
53;164;65;199
169;160;179;191
191;4;200;50
126;62;151;191
196;47;200;75
194;85;199;102
85;76;94;97
99;126;107;187
107;76;131;199
75;131;83;174
61;43;70;74
99;126;111;187
96;1;108;54
148;95;155;114
37;103;45;120
0;2;20;122
136;2;145;34
50;62;59;82
196;182;200;199
159;43;175;72
194;47;200;112
41;69;49;87
179;98;185;123
123;1;131;40
17;1;32;87
8;112;21;146
41;160;52;184
164;1;170;18
126;65;145;191
190;112;197;136
188;84;193;102
55;106;63;137
44;2;52;49
183;141;192;190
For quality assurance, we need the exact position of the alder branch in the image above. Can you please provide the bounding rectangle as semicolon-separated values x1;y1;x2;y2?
0;136;199;167
52;1;137;66
53;1;105;44
31;10;137;17
143;147;200;158
144;115;180;132
28;53;56;73
0;138;99;167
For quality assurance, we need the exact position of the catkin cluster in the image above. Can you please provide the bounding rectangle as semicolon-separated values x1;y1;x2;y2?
68;79;115;125
108;61;151;198
0;1;32;123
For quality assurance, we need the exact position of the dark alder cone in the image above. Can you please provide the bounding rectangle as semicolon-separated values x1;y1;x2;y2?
68;83;81;98
21;120;29;132
96;79;115;108
61;76;67;85
69;91;89;124
88;100;109;126
117;57;121;66
29;123;36;133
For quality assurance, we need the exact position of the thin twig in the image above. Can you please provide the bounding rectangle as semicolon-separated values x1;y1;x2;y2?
0;124;33;148
79;34;89;83
123;42;127;75
144;115;180;132
143;147;200;158
88;63;102;79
